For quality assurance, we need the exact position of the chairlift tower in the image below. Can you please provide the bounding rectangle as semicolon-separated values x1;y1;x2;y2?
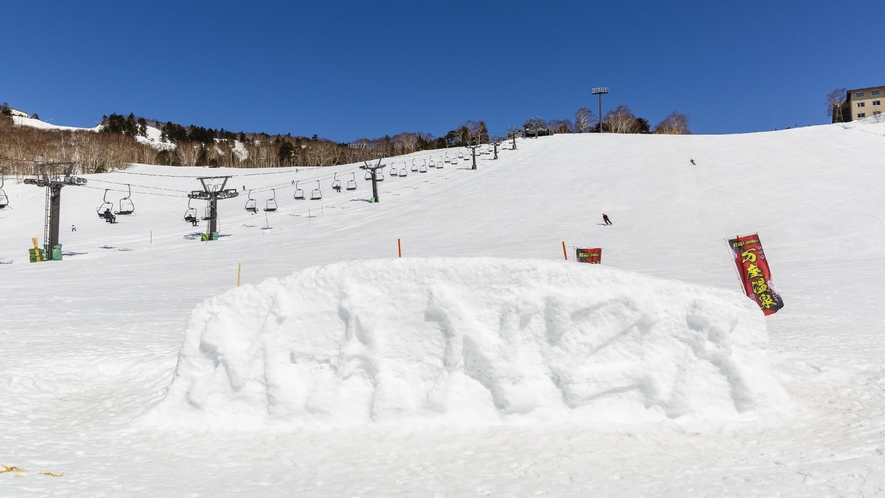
187;176;239;239
507;125;520;150
360;159;386;202
23;162;87;259
466;141;482;170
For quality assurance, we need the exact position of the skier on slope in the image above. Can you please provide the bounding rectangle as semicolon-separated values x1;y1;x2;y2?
603;213;612;226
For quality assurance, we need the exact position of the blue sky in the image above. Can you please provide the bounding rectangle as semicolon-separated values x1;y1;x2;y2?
2;0;882;141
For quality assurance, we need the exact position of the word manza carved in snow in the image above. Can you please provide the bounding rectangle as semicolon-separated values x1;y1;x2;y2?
147;258;791;429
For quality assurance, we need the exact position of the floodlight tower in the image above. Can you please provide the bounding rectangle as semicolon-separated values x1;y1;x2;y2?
188;176;239;239
591;87;608;132
23;162;87;259
360;158;386;202
349;140;369;162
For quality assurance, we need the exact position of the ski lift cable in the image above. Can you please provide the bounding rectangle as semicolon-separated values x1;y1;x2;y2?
111;170;233;179
86;177;189;193
80;184;183;199
244;164;368;194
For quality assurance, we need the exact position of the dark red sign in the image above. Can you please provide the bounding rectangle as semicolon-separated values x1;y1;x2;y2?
727;234;784;315
576;248;602;264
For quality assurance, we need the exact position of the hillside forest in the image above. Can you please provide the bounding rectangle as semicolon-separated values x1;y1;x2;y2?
0;103;689;176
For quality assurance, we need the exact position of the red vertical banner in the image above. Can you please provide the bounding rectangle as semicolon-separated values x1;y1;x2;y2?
576;248;602;264
727;234;784;315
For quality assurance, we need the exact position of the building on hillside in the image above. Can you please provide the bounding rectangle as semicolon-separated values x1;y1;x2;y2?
834;86;884;122
9;108;31;118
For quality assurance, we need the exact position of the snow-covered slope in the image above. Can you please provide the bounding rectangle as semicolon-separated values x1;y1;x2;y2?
2;121;885;496
12;115;174;150
10;114;100;132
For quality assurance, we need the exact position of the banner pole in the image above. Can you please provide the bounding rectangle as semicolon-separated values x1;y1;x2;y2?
398;238;402;257
724;236;745;293
237;263;241;287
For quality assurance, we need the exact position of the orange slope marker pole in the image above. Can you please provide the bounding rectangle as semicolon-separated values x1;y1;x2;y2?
562;241;568;261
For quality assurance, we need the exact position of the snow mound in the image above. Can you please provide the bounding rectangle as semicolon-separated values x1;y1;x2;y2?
146;258;790;429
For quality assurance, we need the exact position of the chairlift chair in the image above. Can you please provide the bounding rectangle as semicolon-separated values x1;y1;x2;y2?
346;172;357;190
115;184;135;215
429;157;436;168
390;166;398;177
410;160;418;172
264;188;278;212
399;162;407;176
444;153;450;163
245;190;258;212
0;174;8;209
452;154;458;165
365;169;373;181
184;198;199;226
331;173;342;192
437;156;445;169
96;189;114;218
419;160;428;173
310;180;322;200
376;168;385;181
293;181;305;200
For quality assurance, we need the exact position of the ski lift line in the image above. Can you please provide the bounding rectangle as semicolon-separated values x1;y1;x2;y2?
110;166;321;180
85;177;189;193
233;167;322;177
30;156;462;198
110;170;229;179
80;184;183;199
244;165;369;194
80;183;184;196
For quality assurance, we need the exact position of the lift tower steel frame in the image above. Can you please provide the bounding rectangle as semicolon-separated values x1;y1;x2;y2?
23;162;87;259
360;159;386;203
188;176;239;237
466;141;483;170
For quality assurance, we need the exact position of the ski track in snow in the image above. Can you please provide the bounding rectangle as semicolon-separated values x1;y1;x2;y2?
2;121;885;496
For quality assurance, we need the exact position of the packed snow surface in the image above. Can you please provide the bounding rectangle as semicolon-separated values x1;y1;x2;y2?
3;118;885;496
150;258;788;429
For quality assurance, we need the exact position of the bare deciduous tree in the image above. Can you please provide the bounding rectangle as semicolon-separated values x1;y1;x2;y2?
175;141;202;166
548;119;573;134
826;88;847;123
653;112;691;135
603;105;638;134
574;108;598;133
